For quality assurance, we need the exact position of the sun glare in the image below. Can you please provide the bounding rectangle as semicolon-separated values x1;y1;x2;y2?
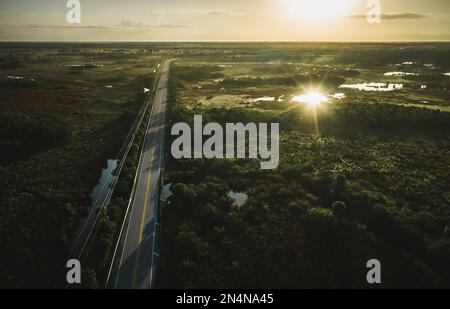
292;91;328;107
281;0;355;21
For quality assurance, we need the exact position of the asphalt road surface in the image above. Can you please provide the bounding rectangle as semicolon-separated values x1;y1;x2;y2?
112;60;171;289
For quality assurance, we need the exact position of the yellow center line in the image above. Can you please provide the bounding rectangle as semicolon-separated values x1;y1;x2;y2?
131;152;152;288
130;63;165;288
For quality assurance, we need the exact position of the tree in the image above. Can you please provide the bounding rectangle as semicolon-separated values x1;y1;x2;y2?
334;174;347;192
80;268;99;289
332;201;347;218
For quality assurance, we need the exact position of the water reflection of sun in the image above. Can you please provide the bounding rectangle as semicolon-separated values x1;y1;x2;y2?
292;90;330;136
292;91;328;108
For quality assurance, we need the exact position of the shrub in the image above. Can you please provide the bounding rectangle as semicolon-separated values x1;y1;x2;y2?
332;201;347;218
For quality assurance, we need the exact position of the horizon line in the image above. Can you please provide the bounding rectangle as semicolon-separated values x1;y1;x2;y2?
1;40;450;44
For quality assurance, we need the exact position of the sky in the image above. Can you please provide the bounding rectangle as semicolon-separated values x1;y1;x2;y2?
0;0;449;41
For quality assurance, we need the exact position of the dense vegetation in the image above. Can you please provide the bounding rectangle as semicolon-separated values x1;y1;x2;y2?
0;112;72;160
0;46;160;288
158;53;450;288
1;42;450;289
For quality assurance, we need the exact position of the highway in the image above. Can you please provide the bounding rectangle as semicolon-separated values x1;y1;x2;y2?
110;60;171;289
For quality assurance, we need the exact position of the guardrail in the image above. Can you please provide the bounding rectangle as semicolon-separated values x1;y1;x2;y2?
105;72;161;288
105;59;169;288
56;60;163;288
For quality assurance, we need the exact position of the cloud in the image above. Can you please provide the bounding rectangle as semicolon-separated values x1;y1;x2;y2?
0;24;110;30
121;19;144;28
152;24;188;29
118;8;187;29
207;11;248;17
208;11;230;16
0;12;34;18
0;12;36;25
0;21;187;34
19;24;109;30
349;13;429;20
118;19;187;29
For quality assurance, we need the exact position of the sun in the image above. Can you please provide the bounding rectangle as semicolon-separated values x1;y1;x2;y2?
292;91;328;108
281;0;356;21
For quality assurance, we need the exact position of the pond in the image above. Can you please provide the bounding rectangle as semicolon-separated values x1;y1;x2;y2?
160;185;248;207
250;96;275;102
90;159;118;209
339;83;403;92
6;75;24;80
291;92;346;105
228;191;248;207
162;183;173;202
384;72;418;77
73;159;117;242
